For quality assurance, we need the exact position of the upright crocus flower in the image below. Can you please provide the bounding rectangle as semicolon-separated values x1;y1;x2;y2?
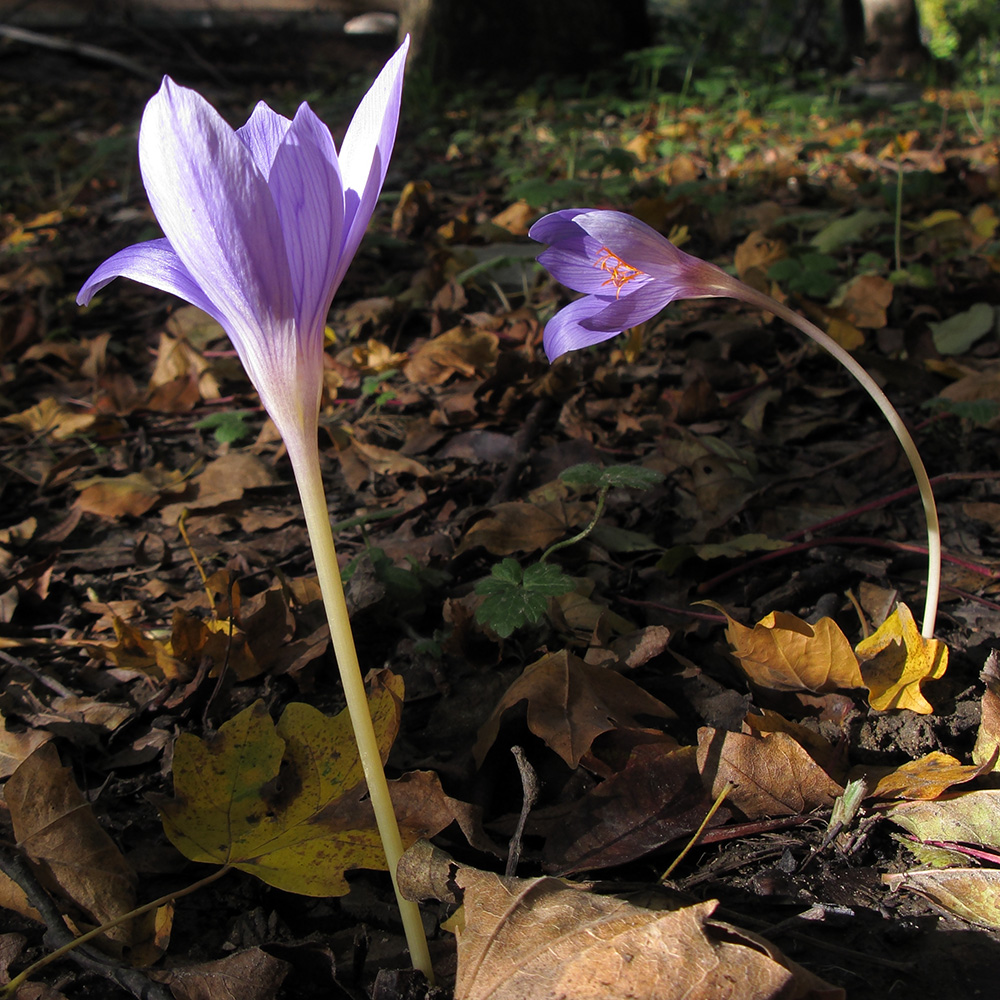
78;40;434;981
531;208;941;640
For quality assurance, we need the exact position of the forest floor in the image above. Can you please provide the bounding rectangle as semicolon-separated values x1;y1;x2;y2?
2;16;1000;1000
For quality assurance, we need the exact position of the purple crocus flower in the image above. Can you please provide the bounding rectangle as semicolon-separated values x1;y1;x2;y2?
528;208;739;361
78;39;409;459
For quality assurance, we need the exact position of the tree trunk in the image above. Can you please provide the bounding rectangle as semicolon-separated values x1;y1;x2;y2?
398;0;650;82
846;0;927;77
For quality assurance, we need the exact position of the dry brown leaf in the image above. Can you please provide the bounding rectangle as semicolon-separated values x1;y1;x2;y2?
335;435;430;492
973;650;1000;770
474;649;675;769
398;842;843;1000
458;499;591;557
0;712;51;779
743;709;844;779
146;331;220;411
707;603;863;693
543;744;725;875
697;727;844;819
1;397;95;441
5;744;136;947
153;946;290;1000
836;274;893;329
855;603;948;713
403;326;498;385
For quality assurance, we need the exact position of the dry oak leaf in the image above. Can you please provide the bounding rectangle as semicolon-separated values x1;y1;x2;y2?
397;841;843;1000
151;946;290;1000
1;397;95;441
73;466;188;519
157;674;404;896
697;728;844;819
474;649;675;769
884;869;1000;931
973;650;1000;770
706;603;863;694
856;750;995;801
335;435;430;493
0;712;50;779
5;743;137;947
855;603;948;713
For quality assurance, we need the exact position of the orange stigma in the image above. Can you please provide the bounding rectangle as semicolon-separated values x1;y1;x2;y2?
595;246;644;297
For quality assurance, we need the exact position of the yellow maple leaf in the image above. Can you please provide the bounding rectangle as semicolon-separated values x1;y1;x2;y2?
855;603;947;713
157;674;403;896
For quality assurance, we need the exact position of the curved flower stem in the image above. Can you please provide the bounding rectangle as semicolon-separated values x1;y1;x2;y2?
733;283;941;639
540;485;609;563
288;441;433;982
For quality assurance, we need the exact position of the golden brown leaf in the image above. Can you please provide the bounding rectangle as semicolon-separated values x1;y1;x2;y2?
707;603;863;693
855;603;948;713
884;869;1000;930
697;727;844;819
859;750;994;801
973;650;1000;770
398;842;843;1000
403;326;498;385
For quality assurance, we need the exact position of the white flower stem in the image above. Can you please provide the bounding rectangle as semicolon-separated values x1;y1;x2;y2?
733;283;941;638
288;440;433;981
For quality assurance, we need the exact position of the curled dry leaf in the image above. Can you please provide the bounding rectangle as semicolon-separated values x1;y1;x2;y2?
151;946;290;1000
5;743;137;947
704;603;863;694
697;727;844;819
474;649;675;769
0;710;50;779
857;750;995;801
973;650;1000;770
855;603;948;714
398;841;843;1000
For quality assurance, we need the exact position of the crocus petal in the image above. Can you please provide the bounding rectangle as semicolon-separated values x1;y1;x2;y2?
543;296;624;360
581;281;681;331
236;101;293;176
268;103;345;343
139;77;296;356
537;240;653;297
77;237;224;324
335;36;409;288
527;208;591;245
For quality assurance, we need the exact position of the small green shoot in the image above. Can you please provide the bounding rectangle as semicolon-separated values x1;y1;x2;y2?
194;409;255;446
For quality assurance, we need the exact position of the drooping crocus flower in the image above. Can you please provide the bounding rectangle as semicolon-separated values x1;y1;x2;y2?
528;208;739;361
531;207;941;640
78;39;409;470
78;41;435;980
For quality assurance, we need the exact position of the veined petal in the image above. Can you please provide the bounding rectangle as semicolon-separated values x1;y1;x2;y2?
537;241;653;297
335;36;409;288
527;209;590;244
236;101;293;176
582;280;682;331
268;103;345;344
77;237;224;324
543;296;624;361
138;77;296;352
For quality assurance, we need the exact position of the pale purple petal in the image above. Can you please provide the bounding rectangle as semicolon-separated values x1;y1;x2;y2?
236;101;293;176
527;209;590;245
139;77;296;352
77;237;225;325
268;103;345;342
581;281;682;331
537;240;653;296
335;36;409;288
543;296;623;361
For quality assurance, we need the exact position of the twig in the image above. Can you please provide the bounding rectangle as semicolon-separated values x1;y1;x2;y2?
0;24;160;81
506;746;540;877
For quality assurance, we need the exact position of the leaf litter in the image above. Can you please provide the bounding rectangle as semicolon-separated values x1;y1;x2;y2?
1;12;1000;1000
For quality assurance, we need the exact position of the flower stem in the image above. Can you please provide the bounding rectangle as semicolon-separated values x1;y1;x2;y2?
734;283;940;638
288;441;433;982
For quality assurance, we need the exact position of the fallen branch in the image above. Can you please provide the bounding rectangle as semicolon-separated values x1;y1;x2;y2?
0;23;160;80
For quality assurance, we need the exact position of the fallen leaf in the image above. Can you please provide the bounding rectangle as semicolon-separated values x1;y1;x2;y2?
543;744;726;875
834;274;893;328
0;712;51;778
474;650;675;768
883;869;1000;930
6;744;137;947
458;500;589;557
855;603;948;713
398;842;843;1000
1;397;95;441
157;674;405;895
858;750;993;801
153;946;290;1000
403;326;498;385
973;650;1000;770
697;727;844;819
336;435;430;492
887;789;1000;849
74;466;188;519
706;603;863;693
